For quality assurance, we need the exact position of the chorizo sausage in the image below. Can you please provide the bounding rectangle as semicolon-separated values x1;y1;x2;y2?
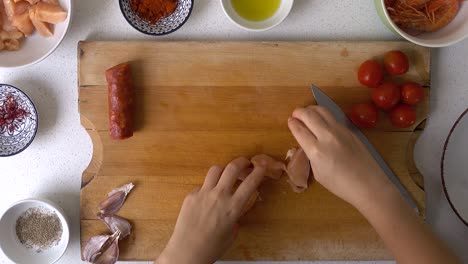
105;63;134;140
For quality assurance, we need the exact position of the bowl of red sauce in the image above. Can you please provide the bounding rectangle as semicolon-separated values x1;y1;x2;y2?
375;0;468;47
119;0;194;36
0;84;38;157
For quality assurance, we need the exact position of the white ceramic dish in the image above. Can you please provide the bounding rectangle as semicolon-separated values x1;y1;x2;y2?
0;0;72;69
375;0;468;47
221;0;293;32
0;198;70;264
442;109;468;226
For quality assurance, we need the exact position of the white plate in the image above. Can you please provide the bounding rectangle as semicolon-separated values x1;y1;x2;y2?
0;0;72;69
0;198;70;264
442;109;468;226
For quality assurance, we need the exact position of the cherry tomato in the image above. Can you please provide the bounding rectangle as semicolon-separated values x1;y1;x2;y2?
371;82;401;111
390;105;416;128
358;60;384;88
350;103;378;129
384;50;409;75
401;82;425;105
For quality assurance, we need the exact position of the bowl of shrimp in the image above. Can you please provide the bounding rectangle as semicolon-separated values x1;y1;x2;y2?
0;0;72;69
375;0;468;47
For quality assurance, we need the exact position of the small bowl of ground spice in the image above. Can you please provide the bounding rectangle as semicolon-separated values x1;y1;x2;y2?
0;199;70;264
120;0;194;35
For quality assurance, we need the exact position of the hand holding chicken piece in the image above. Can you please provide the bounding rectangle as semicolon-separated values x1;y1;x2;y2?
157;158;266;264
251;154;285;180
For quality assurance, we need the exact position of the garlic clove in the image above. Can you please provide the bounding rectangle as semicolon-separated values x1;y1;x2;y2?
251;154;286;180
83;231;120;264
94;233;120;264
83;235;110;263
99;183;134;216
285;148;311;193
99;214;132;239
108;183;134;197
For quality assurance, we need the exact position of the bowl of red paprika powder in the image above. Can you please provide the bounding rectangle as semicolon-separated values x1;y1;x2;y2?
120;0;194;36
0;84;38;157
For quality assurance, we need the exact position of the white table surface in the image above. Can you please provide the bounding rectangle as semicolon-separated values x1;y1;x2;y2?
0;0;467;263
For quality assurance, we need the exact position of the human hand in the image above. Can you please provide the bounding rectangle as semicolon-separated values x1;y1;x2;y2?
156;157;266;264
288;105;393;210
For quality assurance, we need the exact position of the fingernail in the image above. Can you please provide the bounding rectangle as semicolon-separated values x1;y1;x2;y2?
288;117;294;122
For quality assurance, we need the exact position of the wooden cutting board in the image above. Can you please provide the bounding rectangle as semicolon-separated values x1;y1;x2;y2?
79;41;430;261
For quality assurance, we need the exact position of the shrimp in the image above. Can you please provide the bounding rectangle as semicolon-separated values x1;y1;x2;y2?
388;0;460;33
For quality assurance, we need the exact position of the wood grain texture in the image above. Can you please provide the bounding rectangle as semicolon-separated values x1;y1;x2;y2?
79;41;430;261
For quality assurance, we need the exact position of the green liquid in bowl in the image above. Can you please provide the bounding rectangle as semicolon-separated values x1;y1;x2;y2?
231;0;281;22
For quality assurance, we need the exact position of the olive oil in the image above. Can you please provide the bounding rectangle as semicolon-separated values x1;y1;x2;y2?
231;0;281;22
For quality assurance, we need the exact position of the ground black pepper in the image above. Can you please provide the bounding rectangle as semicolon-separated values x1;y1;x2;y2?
15;207;63;252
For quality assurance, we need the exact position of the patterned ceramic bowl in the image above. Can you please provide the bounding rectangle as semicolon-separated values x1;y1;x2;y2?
119;0;194;36
0;84;38;157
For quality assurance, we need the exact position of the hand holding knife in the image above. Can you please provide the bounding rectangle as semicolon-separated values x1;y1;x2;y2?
310;85;419;214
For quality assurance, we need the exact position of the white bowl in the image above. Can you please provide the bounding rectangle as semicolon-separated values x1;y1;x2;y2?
0;0;72;69
0;198;70;264
221;0;293;32
376;0;468;47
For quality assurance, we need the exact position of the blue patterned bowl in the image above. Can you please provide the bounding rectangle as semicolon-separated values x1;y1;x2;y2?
119;0;194;36
0;84;38;157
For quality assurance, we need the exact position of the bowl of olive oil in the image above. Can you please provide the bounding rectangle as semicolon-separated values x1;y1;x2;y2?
221;0;294;31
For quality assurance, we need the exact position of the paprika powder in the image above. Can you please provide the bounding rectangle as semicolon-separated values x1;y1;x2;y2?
131;0;178;24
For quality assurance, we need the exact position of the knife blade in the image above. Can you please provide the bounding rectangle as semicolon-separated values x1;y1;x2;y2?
311;85;419;214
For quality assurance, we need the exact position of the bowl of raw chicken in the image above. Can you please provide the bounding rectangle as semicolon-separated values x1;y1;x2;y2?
375;0;468;47
0;0;71;68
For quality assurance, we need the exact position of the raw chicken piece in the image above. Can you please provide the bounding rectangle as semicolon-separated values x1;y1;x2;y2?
1;4;19;31
3;38;19;50
12;11;33;35
2;0;29;17
2;0;15;17
41;0;58;5
29;5;52;36
0;29;23;39
285;148;311;193
35;1;66;24
251;154;286;180
13;0;29;15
